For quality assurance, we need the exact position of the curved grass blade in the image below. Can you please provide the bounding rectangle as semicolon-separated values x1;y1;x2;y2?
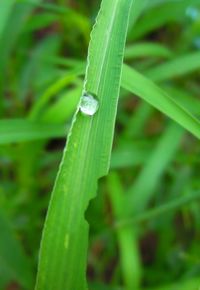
41;86;82;124
29;73;82;119
35;1;133;289
121;65;200;139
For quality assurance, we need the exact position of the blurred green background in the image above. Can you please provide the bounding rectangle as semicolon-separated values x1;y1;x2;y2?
0;0;200;289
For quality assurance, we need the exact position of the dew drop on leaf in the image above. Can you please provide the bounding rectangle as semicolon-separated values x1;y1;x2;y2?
79;93;99;116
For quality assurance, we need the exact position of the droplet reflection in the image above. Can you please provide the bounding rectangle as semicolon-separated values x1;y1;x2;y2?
79;93;99;116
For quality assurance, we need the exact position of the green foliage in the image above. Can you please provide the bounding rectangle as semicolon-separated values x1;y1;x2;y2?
0;0;200;290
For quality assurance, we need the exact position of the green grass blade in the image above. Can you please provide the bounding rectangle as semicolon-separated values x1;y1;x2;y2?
125;42;173;60
0;0;15;39
146;52;200;82
127;123;184;214
35;1;133;289
116;191;200;227
29;73;82;119
0;211;33;289
108;172;141;289
164;86;200;116
121;65;200;139
41;86;82;124
0;119;67;144
66;61;200;137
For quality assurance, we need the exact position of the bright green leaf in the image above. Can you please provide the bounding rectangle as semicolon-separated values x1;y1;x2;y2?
35;1;134;289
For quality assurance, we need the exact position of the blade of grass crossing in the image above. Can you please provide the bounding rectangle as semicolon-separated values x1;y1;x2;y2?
145;52;200;82
121;65;200;139
164;86;200;116
35;1;134;290
116;191;200;228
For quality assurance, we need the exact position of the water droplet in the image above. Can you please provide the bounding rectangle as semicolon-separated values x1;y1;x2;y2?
79;93;99;116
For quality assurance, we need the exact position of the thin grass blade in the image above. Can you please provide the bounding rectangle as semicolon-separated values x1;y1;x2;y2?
146;51;200;82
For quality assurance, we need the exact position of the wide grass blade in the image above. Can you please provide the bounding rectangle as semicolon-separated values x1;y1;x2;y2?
47;61;200;139
35;1;133;289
